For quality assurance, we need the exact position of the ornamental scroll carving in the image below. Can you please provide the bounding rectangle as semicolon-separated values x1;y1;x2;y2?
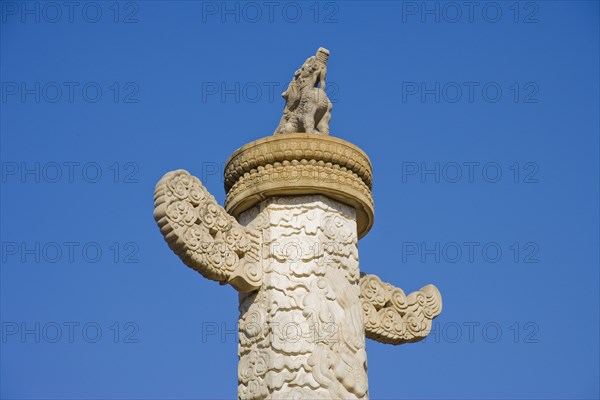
154;169;262;292
359;274;442;345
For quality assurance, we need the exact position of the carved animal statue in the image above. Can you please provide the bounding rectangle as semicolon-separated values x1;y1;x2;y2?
274;48;333;135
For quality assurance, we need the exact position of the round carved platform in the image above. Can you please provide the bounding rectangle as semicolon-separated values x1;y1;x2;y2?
224;133;374;238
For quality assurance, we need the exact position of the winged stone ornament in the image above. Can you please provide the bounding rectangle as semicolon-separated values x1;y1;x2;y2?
154;169;262;292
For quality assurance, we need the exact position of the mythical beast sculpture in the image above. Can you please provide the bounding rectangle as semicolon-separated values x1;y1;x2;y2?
274;47;333;135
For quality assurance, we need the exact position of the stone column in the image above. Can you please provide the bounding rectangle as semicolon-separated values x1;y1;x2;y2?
237;196;367;399
224;134;375;400
154;47;443;400
154;132;442;399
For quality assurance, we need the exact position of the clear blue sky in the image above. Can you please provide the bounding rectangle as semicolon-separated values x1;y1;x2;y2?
1;1;598;399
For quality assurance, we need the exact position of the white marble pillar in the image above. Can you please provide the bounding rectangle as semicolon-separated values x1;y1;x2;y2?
237;195;369;400
154;132;441;400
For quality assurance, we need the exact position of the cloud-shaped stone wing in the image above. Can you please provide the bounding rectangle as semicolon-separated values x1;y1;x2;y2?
359;274;442;345
153;169;262;292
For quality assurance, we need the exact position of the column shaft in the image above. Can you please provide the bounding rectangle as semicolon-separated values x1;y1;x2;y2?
237;195;369;400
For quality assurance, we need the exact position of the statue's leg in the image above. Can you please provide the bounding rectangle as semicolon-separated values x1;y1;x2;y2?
274;112;290;134
316;100;332;135
302;110;315;133
281;115;299;134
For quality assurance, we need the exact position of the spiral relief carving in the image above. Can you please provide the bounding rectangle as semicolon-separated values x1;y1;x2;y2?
154;169;262;292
